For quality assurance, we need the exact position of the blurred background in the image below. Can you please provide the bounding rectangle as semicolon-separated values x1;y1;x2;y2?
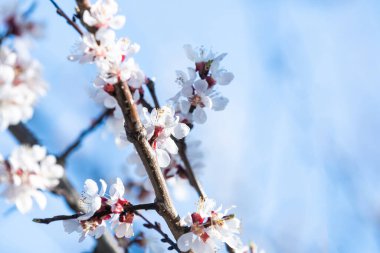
1;0;380;252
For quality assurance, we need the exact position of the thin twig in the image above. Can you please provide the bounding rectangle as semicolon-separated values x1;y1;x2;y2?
33;213;82;224
139;97;153;112
128;203;157;211
135;211;180;252
175;138;206;199
33;203;157;225
8;123;39;145
226;244;236;253
146;78;160;109
58;108;113;162
49;0;83;36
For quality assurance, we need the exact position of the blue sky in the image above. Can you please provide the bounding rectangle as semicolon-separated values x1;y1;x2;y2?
1;0;380;252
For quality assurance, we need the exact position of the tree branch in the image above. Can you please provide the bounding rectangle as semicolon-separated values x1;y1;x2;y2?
68;0;201;243
58;108;113;163
113;82;184;239
33;213;82;224
8;124;39;145
135;211;180;252
49;0;83;36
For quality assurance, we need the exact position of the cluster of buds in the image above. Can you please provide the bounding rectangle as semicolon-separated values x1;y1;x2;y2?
177;198;243;253
63;178;139;241
0;145;64;213
171;45;233;124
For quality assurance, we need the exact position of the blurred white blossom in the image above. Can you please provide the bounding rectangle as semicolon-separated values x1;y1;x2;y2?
0;145;64;213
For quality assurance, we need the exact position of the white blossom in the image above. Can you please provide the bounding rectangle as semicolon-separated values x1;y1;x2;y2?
0;145;63;213
140;106;190;168
82;0;126;31
64;177;135;241
63;218;107;242
78;179;107;220
177;198;243;253
177;213;220;253
183;44;221;64
111;217;134;238
0;46;47;130
68;31;116;64
183;44;233;85
171;45;233;125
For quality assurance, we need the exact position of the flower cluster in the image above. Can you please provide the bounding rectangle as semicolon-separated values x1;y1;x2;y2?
0;145;64;213
63;178;136;242
125;106;190;170
0;46;47;130
139;106;190;167
68;0;144;92
177;198;243;253
171;45;233;124
69;0;145;145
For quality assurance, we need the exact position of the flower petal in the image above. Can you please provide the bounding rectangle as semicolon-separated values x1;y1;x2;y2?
15;195;33;214
109;15;126;29
163;138;178;154
156;149;170;168
194;79;208;93
177;232;194;252
212;96;229;111
183;44;196;61
173;123;190;139
63;219;80;234
83;179;99;196
193;107;207;124
32;190;47;210
99;179;107;196
179;100;191;114
217;71;234;85
83;10;97;26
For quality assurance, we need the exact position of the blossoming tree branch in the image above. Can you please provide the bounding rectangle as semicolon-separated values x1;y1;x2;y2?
0;0;265;252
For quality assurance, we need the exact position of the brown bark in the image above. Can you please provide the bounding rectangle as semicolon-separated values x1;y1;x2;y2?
114;82;185;239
